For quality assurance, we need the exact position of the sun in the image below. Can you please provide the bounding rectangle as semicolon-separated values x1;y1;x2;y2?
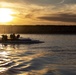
0;8;14;23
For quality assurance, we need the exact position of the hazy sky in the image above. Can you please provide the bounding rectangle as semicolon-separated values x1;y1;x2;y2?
0;0;76;25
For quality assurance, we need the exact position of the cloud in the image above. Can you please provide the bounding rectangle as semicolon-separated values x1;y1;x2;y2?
23;0;62;5
64;0;76;4
21;0;76;5
26;0;76;5
25;9;43;18
0;0;22;3
38;13;76;23
14;3;76;24
0;0;76;25
0;0;68;5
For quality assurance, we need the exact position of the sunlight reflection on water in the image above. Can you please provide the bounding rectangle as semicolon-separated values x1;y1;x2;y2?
0;47;11;72
0;34;76;75
0;43;49;75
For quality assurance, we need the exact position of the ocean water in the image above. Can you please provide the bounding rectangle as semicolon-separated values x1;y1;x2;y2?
0;34;76;75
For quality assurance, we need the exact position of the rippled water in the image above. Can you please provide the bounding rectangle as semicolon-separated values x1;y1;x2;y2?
0;34;76;75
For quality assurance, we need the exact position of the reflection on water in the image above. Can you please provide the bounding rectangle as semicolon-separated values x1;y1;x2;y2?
0;44;14;73
0;43;52;75
0;44;38;74
0;34;76;75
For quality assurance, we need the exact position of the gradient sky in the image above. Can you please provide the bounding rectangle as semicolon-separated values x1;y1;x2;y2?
0;0;76;25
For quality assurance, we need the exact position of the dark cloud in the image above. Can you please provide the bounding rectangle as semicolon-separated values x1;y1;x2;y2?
0;0;76;5
24;0;76;5
0;0;76;6
38;13;76;23
24;0;62;5
59;14;76;17
64;0;76;4
0;0;65;5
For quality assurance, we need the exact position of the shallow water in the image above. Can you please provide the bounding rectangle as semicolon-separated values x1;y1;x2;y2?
0;34;76;75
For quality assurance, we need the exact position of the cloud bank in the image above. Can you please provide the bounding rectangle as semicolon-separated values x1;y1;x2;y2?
0;0;76;25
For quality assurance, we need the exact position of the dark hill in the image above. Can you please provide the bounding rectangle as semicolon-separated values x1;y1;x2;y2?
0;25;76;34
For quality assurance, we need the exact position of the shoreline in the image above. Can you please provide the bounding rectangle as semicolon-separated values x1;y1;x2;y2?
0;25;76;34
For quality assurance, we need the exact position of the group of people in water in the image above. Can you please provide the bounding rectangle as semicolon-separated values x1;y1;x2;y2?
1;33;20;41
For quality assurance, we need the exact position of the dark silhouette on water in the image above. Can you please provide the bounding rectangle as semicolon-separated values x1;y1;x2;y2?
2;35;8;41
0;34;44;44
16;34;20;39
10;33;20;40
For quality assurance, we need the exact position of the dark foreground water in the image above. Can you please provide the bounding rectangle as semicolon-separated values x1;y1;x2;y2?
0;34;76;75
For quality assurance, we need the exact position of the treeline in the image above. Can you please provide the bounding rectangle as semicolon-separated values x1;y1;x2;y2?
0;25;76;34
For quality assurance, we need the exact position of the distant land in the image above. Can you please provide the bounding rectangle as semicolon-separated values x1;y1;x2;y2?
0;25;76;34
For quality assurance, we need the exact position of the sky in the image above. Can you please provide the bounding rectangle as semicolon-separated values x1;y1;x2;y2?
0;0;76;25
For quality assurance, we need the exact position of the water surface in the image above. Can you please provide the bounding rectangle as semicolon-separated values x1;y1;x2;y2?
0;34;76;75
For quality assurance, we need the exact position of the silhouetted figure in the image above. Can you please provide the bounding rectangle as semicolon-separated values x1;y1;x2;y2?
10;33;16;40
16;34;20;39
2;35;8;41
10;34;13;40
12;33;15;39
2;35;4;41
5;35;8;40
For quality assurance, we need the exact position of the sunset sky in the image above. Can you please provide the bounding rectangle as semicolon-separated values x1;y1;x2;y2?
0;0;76;25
